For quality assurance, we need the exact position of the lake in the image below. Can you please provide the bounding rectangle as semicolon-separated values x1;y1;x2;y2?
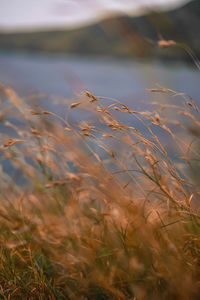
0;52;199;183
0;52;199;113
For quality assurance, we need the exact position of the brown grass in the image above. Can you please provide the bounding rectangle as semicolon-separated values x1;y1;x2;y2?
0;84;200;299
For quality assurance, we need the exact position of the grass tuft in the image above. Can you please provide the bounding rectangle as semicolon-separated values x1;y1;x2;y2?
0;84;200;299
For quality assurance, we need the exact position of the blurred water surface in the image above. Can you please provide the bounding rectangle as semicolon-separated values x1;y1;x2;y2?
0;52;199;113
0;52;199;181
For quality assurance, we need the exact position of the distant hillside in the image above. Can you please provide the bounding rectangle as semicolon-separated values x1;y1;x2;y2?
0;0;199;63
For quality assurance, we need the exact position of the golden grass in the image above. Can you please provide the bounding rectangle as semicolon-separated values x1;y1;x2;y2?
0;84;200;299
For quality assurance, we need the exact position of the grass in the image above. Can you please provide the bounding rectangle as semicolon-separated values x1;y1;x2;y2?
0;83;200;299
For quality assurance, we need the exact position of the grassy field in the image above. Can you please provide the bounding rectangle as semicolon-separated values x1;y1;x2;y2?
0;84;200;299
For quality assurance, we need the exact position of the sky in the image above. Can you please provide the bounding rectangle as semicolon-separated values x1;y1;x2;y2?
0;0;191;32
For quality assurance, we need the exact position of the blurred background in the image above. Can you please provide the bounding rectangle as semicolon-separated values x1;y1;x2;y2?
0;0;199;111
